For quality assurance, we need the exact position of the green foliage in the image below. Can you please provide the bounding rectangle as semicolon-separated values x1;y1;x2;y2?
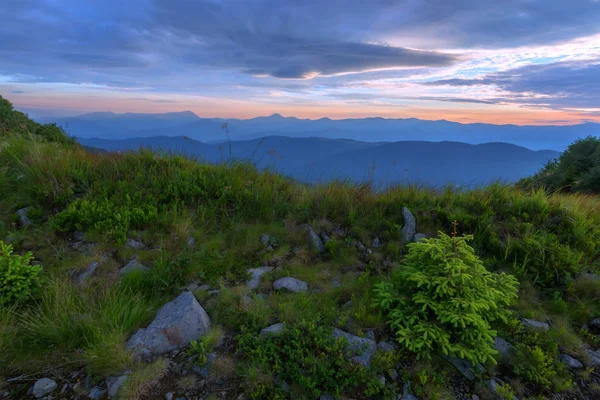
373;233;518;364
238;319;387;398
495;383;517;400
188;337;208;366
0;241;42;305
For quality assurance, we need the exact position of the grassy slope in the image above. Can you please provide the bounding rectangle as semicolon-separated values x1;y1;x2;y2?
2;98;600;399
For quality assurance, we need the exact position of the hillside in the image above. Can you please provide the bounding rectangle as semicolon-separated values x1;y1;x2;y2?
78;135;559;187
45;111;600;151
3;96;600;400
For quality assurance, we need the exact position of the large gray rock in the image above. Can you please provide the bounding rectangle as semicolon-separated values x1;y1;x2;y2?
246;266;273;290
126;291;211;358
120;258;150;276
331;328;376;367
446;356;484;381
400;207;416;244
273;277;308;293
107;375;128;398
560;354;583;369
33;378;57;398
494;336;514;358
306;225;325;253
522;318;549;331
74;261;99;285
260;323;284;336
16;207;32;227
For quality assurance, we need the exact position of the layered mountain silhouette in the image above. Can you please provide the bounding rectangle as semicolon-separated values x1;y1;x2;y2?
45;111;600;151
79;136;559;187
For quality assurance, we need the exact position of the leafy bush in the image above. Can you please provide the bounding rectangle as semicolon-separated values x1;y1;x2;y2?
373;233;519;364
0;241;42;305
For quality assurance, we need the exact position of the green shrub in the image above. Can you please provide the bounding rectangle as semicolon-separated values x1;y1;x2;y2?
373;233;518;364
0;241;42;305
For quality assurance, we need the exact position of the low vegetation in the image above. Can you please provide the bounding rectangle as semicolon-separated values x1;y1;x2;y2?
2;94;600;399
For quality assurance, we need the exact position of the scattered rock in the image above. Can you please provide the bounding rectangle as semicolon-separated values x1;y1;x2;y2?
446;356;484;381
306;225;325;253
377;341;397;353
259;234;270;246
372;237;381;248
320;231;331;245
494;337;514;358
16;207;32;227
331;278;342;288
388;368;398;381
560;354;583;369
120;258;150;276
107;375;128;398
583;273;600;281
320;395;334;400
521;318;549;331
246;266;273;290
586;348;600;366
400;207;416;244
365;330;375;341
126;291;211;358
472;395;480;400
74;261;99;285
261;323;284;336
165;393;174;400
331;328;377;367
331;229;345;238
60;384;69;394
187;236;196;248
74;230;86;241
273;277;308;293
193;352;217;378
186;282;200;292
32;378;57;398
413;233;427;242
266;245;274;252
89;386;106;400
403;381;418;400
126;238;145;249
589;317;600;329
356;241;366;252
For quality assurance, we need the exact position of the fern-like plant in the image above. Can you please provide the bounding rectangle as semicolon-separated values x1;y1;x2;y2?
0;241;42;305
373;233;518;364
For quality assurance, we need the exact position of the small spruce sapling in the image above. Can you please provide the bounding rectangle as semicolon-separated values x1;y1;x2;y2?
373;233;518;364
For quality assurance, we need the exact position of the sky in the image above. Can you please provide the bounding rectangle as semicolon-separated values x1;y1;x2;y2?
1;0;600;125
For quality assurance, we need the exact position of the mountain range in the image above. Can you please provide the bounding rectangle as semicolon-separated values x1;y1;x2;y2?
43;111;600;151
78;135;559;187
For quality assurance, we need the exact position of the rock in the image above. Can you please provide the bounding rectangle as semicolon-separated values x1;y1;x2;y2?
446;356;484;381
377;375;386;385
185;282;200;292
193;352;217;378
331;328;377;367
126;291;211;358
273;277;308;293
356;241;366;252
586;348;600;366
494;337;514;358
583;273;600;281
331;229;345;238
306;225;325;253
372;237;382;248
165;393;174;400
74;230;86;241
521;318;549;331
187;236;196;248
120;258;150;276
75;261;99;285
261;323;284;336
266;245;274;252
107;375;128;398
320;395;335;400
16;207;32;227
589;317;600;329
472;395;480;400
331;278;342;288
388;368;398;381
400;207;416;244
259;234;270;246
89;386;106;400
246;266;273;290
413;233;427;242
377;341;397;353
365;330;375;341
32;378;57;398
60;384;69;394
126;238;145;249
560;354;583;369
320;231;331;245
403;381;418;400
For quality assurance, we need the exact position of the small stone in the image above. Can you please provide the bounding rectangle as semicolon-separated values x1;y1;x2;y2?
589;317;600;329
89;386;106;400
388;369;398;381
187;236;196;248
32;378;57;398
403;381;418;400
372;237;382;248
165;393;174;400
472;395;480;400
266;245;274;252
586;348;600;366
320;395;335;400
107;375;128;397
120;258;150;276
400;207;416;244
186;282;200;292
16;207;32;227
75;261;99;285
198;284;211;292
377;341;397;353
126;238;145;249
414;233;427;242
522;318;549;331
60;384;69;394
320;231;331;245
261;323;284;336
494;337;514;358
331;328;376;367
331;229;345;237
583;273;600;281
273;277;308;293
356;241;366;252
74;231;86;241
560;354;583;369
246;266;273;290
259;234;270;246
331;278;342;288
377;375;386;385
305;225;325;253
446;356;484;381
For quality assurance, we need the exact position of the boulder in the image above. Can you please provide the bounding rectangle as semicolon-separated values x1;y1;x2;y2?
413;233;427;242
305;225;325;253
74;261;99;285
372;237;382;248
559;354;583;369
107;375;128;398
246;266;273;290
16;207;32;227
521;318;549;331
331;328;376;367
400;207;416;244
126;238;145;249
32;378;57;398
120;258;150;276
126;291;211;358
260;323;284;336
494;336;514;358
446;356;484;381
273;277;308;293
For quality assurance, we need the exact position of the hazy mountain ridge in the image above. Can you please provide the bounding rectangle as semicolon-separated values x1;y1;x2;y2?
45;111;600;151
78;135;559;187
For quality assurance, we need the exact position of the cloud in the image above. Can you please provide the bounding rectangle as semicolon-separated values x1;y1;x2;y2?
11;90;24;94
127;97;179;103
328;92;497;105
